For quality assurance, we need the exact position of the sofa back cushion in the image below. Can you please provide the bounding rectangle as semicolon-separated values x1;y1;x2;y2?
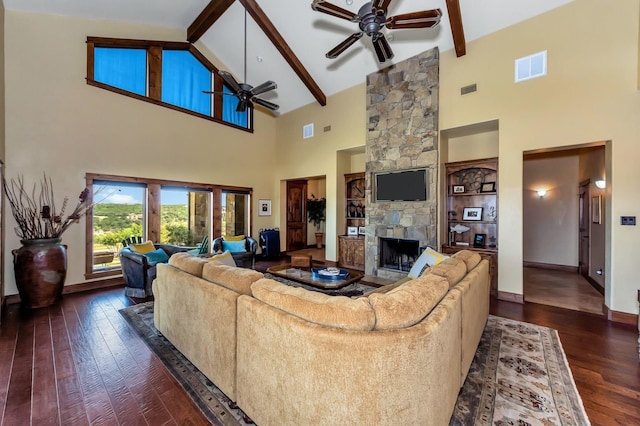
251;279;376;331
368;274;449;330
451;250;482;272
429;257;468;288
168;252;209;277
202;263;263;296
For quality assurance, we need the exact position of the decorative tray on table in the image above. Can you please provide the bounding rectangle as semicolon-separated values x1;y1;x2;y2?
312;267;350;280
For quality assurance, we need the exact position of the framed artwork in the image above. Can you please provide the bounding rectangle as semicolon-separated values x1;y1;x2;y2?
347;226;358;236
258;199;271;216
453;185;465;194
473;233;486;248
480;182;496;193
358;226;366;235
463;207;483;221
591;196;601;224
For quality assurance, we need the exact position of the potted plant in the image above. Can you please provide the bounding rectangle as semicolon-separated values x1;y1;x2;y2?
3;174;100;309
306;194;326;249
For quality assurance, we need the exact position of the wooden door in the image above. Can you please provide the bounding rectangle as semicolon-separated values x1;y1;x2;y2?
286;180;307;252
578;181;590;278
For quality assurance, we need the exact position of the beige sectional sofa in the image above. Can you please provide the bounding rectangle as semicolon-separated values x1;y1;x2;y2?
153;250;490;426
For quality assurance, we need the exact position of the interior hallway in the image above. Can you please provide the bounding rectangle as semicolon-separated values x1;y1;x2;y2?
524;267;604;315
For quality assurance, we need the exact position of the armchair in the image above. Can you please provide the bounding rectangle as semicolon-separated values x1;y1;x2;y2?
212;236;258;269
120;243;190;298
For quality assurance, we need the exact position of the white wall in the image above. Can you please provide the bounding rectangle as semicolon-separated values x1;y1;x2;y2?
523;155;579;266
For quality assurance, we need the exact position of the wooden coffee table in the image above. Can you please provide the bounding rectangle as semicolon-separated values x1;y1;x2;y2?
266;263;364;290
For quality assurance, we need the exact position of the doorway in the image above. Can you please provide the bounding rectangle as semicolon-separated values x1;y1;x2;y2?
522;144;606;315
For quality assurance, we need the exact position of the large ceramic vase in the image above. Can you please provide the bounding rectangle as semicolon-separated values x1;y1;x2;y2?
12;238;67;309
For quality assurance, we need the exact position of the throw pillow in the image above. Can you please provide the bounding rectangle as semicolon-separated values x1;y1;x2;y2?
408;247;449;279
224;235;246;242
209;250;237;267
130;240;156;254
143;248;170;265
222;239;246;253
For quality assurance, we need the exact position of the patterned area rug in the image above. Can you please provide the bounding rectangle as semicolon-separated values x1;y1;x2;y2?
119;305;590;426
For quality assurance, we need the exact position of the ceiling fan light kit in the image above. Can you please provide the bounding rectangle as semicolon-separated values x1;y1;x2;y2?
311;0;442;63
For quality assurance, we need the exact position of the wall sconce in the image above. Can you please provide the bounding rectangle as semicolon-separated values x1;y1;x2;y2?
537;189;547;198
595;179;606;189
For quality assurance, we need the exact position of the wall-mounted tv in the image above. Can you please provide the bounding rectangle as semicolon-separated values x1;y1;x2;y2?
375;168;428;202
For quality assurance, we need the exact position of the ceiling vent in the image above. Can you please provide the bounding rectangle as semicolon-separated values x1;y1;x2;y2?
515;50;547;83
303;123;314;139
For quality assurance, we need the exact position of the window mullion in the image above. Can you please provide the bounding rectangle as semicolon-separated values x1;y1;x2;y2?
148;46;162;101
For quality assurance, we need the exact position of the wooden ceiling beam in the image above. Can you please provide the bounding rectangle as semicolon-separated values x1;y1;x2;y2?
187;0;236;44
446;0;466;57
238;0;327;106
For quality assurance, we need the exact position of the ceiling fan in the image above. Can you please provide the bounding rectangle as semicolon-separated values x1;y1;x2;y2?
203;9;279;112
311;0;442;63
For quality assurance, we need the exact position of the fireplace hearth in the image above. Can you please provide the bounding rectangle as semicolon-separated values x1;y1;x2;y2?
379;238;420;273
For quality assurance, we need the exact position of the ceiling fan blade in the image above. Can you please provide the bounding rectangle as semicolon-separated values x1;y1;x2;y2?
253;97;280;111
386;9;442;29
372;33;393;63
311;0;359;22
251;80;277;97
371;0;392;15
218;70;242;94
202;90;236;96
326;32;363;59
236;99;248;113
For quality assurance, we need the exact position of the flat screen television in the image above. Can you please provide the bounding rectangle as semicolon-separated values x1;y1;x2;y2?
375;169;428;201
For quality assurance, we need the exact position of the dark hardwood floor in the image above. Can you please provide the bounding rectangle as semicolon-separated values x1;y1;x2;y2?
1;264;638;425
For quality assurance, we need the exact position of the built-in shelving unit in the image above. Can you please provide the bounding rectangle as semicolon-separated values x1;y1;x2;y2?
339;172;365;271
442;157;499;295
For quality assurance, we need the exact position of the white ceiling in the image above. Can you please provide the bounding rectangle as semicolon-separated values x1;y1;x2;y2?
3;0;573;114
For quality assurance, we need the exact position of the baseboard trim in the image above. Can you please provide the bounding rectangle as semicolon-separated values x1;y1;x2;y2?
5;277;126;305
498;291;524;304
523;261;578;273
603;304;638;326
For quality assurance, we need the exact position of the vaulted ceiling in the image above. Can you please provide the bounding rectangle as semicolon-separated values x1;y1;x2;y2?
3;0;574;114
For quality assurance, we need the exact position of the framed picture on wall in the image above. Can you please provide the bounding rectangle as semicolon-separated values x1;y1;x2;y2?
258;199;271;216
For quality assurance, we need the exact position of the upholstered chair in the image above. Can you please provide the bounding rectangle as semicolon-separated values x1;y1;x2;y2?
212;236;258;269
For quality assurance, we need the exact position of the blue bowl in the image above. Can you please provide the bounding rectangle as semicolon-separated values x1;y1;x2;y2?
312;268;350;280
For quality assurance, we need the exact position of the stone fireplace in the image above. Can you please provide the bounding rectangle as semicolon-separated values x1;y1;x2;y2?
364;48;439;280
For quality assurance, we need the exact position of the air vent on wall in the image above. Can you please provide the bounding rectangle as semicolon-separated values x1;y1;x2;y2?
515;50;547;83
461;84;477;95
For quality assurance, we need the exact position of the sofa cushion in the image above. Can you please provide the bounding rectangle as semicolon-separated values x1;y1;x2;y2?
222;239;247;253
368;274;449;330
225;235;245;242
168;252;209;277
130;240;156;254
408;247;449;278
143;248;170;265
209;250;237;267
251;278;376;331
429;257;468;288
202;263;263;296
452;250;482;272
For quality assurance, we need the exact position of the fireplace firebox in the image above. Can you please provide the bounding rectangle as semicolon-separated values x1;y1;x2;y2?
379;238;420;272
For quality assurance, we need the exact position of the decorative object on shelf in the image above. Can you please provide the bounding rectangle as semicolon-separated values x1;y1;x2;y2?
358;226;366;235
347;226;358;236
463;207;483;221
480;182;496;193
453;185;465;193
449;224;470;246
4;173;105;309
473;233;486;248
258;199;272;216
307;194;326;248
487;206;497;222
460;168;487;192
488;235;497;248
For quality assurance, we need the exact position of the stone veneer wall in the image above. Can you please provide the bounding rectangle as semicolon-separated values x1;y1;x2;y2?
365;48;439;280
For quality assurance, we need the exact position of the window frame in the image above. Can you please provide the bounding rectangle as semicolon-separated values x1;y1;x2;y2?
84;173;253;279
86;37;253;132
